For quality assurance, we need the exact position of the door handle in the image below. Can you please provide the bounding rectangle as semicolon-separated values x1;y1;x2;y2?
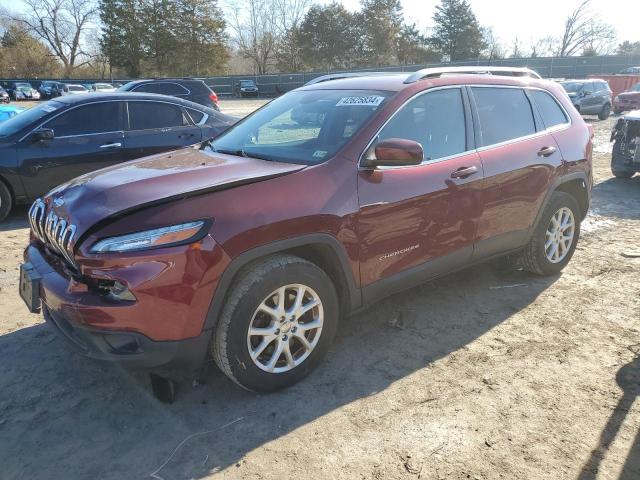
537;146;557;157
100;142;122;149
178;133;195;139
450;166;478;179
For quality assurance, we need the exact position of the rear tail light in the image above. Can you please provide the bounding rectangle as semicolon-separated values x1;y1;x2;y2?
209;92;218;104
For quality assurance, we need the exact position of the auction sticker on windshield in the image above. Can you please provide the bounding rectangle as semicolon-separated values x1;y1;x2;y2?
336;96;385;107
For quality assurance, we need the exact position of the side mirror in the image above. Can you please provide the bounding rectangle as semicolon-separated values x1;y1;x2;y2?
363;138;424;168
32;128;54;141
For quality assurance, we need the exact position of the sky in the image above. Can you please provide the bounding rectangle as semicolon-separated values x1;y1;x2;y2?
4;0;639;49
319;0;640;47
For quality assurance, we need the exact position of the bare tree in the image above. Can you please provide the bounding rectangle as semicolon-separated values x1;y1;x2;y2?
228;0;277;74
481;27;505;60
529;36;559;57
272;0;311;71
558;0;616;56
14;0;97;77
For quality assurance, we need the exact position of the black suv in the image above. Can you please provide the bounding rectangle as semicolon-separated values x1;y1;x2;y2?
118;78;220;110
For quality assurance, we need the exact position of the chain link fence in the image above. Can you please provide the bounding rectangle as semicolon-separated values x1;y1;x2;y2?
2;54;639;97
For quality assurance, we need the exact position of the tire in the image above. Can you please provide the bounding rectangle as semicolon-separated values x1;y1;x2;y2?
611;140;636;179
519;192;581;276
0;180;13;223
211;254;339;392
598;103;611;120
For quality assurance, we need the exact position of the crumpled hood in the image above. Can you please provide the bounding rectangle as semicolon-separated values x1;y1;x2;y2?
44;146;305;236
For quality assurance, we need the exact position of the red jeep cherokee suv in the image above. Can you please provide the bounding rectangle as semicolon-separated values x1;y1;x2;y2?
20;67;593;392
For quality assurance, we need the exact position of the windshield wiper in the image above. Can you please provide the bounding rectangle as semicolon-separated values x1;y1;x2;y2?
213;147;274;162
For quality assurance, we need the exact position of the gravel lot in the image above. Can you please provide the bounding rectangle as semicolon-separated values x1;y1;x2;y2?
0;101;638;480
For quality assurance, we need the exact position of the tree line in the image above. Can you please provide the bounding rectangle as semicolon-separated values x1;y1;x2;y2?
0;0;639;79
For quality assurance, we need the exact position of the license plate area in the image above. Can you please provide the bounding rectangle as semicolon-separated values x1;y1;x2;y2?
20;262;42;313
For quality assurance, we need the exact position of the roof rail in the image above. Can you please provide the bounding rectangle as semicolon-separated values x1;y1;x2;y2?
404;66;542;84
304;71;400;86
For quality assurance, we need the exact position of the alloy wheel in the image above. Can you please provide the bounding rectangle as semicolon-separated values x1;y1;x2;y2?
545;207;575;263
247;284;324;373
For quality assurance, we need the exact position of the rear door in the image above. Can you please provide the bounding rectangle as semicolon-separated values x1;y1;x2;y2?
122;100;202;160
470;86;564;258
357;87;483;291
17;101;126;198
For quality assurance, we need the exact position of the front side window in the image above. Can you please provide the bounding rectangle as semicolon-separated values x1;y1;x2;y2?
376;88;466;162
472;87;535;146
45;102;121;137
0;101;65;138
212;89;391;165
127;101;189;130
530;90;568;129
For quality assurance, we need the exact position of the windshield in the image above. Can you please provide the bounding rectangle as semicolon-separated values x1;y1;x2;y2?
95;83;113;89
561;82;584;93
240;80;255;86
16;83;32;89
212;89;391;165
68;85;86;92
0;101;64;137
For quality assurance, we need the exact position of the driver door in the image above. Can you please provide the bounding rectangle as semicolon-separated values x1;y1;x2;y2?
17;101;126;198
356;87;484;297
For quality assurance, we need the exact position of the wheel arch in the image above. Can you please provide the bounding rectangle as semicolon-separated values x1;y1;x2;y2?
530;172;590;238
202;234;361;332
555;176;590;220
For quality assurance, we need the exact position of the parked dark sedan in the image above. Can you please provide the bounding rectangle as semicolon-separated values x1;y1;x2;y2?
0;93;236;221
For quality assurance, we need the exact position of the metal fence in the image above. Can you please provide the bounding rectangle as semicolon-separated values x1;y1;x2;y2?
2;54;640;97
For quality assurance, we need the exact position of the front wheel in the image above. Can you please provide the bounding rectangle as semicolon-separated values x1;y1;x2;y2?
519;192;581;276
0;181;12;223
211;254;339;392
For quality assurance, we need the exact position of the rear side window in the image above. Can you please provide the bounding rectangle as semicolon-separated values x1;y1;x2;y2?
472;87;535;146
530;90;568;129
46;102;121;137
156;82;189;95
186;108;205;123
377;88;466;161
128;101;189;130
132;83;159;94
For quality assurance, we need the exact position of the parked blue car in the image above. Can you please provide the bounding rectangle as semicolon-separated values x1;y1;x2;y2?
0;105;25;123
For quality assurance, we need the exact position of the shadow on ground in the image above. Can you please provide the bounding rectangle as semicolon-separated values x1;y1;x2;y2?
590;176;640;221
0;205;29;232
1;262;558;480
577;344;640;480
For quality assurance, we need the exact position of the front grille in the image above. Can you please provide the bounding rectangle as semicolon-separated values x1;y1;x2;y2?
29;198;77;267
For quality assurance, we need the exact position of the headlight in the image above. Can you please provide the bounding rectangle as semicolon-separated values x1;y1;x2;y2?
90;221;207;253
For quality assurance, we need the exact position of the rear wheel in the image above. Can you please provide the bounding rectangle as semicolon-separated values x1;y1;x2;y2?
0;181;12;223
211;254;339;392
519;192;580;276
598;103;611;120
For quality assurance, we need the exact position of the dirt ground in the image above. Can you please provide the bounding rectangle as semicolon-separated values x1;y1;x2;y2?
0;101;639;480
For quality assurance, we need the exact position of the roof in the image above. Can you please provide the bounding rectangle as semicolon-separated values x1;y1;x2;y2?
48;92;218;112
300;70;550;93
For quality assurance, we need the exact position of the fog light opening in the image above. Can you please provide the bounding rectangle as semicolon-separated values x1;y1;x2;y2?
98;280;136;303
